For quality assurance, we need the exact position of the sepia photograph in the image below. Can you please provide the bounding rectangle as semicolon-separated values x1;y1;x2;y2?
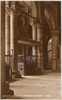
0;0;61;99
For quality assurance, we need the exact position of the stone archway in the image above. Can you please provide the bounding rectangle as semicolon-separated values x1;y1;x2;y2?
44;3;60;72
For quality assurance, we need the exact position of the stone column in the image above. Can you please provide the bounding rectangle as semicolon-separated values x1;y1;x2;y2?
37;24;40;42
39;26;44;72
10;2;21;78
40;41;44;72
52;31;58;71
32;21;37;56
31;2;37;57
31;20;38;74
37;24;41;69
4;1;10;95
4;1;14;97
10;2;15;79
37;3;44;72
5;1;10;60
0;2;14;98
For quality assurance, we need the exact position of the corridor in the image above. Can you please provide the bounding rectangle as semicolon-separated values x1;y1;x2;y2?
8;73;61;100
0;1;61;98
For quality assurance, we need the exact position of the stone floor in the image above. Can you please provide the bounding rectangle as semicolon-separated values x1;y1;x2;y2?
9;73;61;100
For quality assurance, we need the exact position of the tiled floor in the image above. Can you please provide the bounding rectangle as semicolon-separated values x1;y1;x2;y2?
9;73;61;100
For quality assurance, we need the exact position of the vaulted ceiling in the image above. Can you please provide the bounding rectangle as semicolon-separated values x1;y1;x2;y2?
14;1;61;44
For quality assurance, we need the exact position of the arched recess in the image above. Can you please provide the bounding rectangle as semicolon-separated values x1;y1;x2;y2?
44;7;55;70
44;4;60;72
42;18;51;69
40;7;52;70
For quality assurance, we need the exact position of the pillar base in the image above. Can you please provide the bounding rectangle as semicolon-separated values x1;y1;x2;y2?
2;89;14;99
1;81;14;99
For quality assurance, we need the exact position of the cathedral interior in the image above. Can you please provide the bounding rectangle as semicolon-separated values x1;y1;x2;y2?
0;1;61;99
